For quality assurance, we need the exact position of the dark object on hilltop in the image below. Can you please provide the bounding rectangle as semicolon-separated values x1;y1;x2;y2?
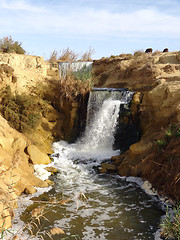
145;48;153;53
163;48;169;52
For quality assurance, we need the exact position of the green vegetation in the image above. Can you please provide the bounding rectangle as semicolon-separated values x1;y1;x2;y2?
160;203;180;240
155;139;168;150
0;36;25;54
155;125;180;151
72;65;92;82
0;85;45;133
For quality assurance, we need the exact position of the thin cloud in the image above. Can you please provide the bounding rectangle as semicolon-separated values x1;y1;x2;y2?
0;0;46;12
0;1;180;38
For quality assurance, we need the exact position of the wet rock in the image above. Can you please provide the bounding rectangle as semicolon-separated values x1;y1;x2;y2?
50;227;65;235
45;179;54;186
45;166;58;174
111;155;124;166
101;163;116;171
99;167;108;174
118;162;131;176
100;163;117;174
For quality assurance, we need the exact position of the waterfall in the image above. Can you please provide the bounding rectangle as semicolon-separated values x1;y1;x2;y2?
58;61;93;78
78;89;134;153
51;88;134;162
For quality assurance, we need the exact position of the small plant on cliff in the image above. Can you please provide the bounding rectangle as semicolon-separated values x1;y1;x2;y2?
160;203;180;240
0;36;25;54
155;139;168;150
80;47;95;61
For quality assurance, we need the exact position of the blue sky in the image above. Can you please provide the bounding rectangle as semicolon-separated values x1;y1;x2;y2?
0;0;180;60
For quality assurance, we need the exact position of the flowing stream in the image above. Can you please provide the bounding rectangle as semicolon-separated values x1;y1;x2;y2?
19;89;164;240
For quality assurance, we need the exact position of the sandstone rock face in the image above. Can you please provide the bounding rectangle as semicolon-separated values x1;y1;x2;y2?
0;115;52;230
0;53;59;94
94;51;180;200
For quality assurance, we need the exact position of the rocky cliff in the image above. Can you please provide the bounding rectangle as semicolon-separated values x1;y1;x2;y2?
0;53;61;229
94;51;180;200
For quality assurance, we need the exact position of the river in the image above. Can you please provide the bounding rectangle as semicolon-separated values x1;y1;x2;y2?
11;89;165;240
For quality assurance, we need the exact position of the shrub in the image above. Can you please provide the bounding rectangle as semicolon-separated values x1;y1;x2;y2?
59;72;92;102
0;36;25;54
160;203;180;239
0;86;42;133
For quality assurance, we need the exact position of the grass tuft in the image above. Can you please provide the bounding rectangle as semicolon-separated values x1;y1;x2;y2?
160;203;180;240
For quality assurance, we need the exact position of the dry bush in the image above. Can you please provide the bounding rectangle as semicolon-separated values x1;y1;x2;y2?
80;47;95;61
58;48;79;62
49;47;95;62
59;73;92;103
49;50;58;62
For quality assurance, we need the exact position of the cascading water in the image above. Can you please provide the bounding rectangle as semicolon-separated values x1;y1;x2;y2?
18;89;164;240
77;89;134;153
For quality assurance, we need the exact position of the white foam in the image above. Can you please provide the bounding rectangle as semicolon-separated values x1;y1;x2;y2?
34;164;51;181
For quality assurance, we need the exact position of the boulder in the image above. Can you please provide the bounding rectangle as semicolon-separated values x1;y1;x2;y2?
27;145;51;165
